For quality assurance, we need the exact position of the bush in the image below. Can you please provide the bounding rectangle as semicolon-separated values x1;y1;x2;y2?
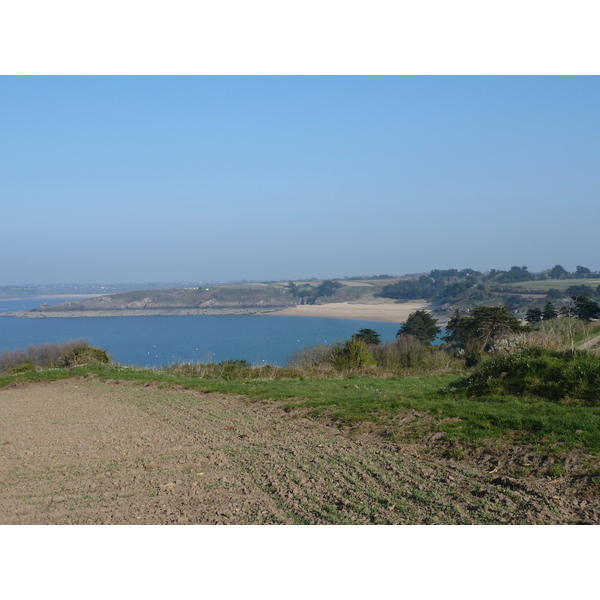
333;339;375;371
372;336;463;375
56;343;111;367
0;340;111;373
286;335;462;376
286;343;341;371
219;359;252;368
461;348;600;404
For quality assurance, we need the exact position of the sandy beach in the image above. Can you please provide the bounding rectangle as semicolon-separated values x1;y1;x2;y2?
267;300;431;323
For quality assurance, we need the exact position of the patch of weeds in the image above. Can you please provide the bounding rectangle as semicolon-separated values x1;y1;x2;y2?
547;462;566;478
444;445;466;460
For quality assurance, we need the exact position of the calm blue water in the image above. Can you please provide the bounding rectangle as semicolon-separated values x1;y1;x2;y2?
0;297;414;367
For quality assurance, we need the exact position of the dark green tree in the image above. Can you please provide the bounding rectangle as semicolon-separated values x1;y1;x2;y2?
397;310;441;344
353;328;381;345
542;302;558;320
576;265;591;278
546;288;564;300
525;307;543;324
572;294;600;321
497;266;533;283
443;306;524;352
316;280;342;297
550;264;569;279
566;284;595;297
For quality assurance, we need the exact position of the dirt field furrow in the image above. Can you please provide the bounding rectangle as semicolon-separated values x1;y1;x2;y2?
0;378;597;524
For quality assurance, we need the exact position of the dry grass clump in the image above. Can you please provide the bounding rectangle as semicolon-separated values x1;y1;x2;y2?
285;342;341;372
166;361;306;380
492;318;597;355
286;336;463;377
370;336;463;375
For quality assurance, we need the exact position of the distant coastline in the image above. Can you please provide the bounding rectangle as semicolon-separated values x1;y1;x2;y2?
0;307;284;319
0;300;441;323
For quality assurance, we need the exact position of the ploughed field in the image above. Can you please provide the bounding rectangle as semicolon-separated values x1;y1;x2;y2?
1;378;597;524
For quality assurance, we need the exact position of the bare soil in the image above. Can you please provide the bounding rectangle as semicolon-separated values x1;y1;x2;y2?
0;378;597;524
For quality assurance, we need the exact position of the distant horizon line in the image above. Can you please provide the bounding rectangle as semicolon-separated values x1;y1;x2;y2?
2;263;599;289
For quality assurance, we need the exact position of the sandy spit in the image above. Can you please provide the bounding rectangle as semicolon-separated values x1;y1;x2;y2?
266;301;431;323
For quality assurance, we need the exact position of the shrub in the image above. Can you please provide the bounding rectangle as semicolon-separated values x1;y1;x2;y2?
461;348;600;404
333;339;375;371
56;343;111;367
286;342;341;371
219;359;252;368
0;340;111;373
286;336;463;376
372;336;463;375
372;335;428;370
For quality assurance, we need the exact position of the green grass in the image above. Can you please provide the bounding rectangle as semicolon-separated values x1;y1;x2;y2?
496;278;600;291
3;363;600;456
462;348;600;403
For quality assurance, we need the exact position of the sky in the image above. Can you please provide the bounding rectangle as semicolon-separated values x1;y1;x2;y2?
1;75;599;284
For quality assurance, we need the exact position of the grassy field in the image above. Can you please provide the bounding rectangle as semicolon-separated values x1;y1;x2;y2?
496;278;600;291
3;362;599;464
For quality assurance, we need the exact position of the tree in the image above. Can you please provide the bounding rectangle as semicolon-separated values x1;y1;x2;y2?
497;266;533;283
550;264;569;279
546;288;564;300
316;280;342;297
525;307;543;324
542;302;558;320
353;328;381;345
397;310;441;344
443;306;524;352
378;276;438;300
572;294;600;321
566;284;595;297
576;265;591;278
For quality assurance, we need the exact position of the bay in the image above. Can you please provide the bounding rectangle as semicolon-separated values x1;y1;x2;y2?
0;297;410;367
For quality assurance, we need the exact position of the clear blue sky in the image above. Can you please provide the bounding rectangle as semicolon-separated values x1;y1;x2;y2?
1;76;599;284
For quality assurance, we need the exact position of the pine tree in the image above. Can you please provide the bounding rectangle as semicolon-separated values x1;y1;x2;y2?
397;310;441;344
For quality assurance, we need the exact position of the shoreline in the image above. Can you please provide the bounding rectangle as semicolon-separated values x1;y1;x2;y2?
0;307;285;318
0;294;106;303
265;301;434;323
0;300;445;323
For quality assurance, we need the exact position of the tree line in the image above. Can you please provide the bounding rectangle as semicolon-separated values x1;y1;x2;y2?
346;293;600;367
377;264;600;302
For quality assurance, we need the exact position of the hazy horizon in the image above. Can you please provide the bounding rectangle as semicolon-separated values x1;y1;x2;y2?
2;76;599;285
3;261;600;290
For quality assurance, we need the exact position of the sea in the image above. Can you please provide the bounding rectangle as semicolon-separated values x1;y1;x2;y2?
0;296;417;368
